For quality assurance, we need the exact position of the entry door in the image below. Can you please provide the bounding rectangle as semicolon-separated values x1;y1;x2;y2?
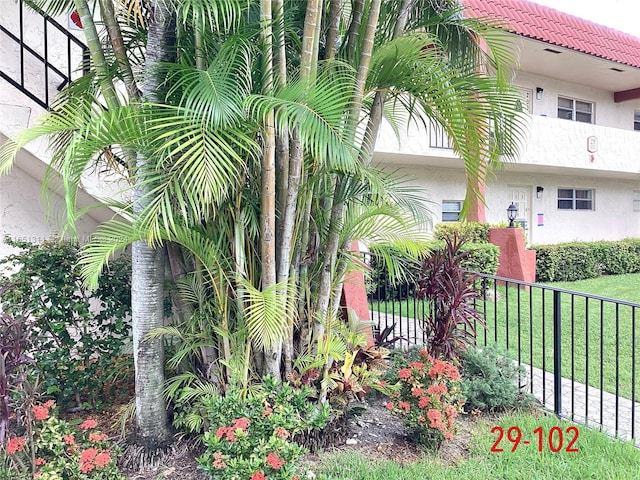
508;185;531;242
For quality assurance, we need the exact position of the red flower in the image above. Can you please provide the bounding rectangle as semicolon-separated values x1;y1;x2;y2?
411;387;424;397
215;426;228;439
418;349;429;357
428;360;446;378
427;409;442;422
63;434;75;445
35;458;46;466
80;448;98;463
445;432;454;440
445;405;458;418
427;384;447;395
274;427;289;440
251;471;266;480
397;368;412;380
43;400;55;409
398;401;410;412
409;362;425;370
32;405;49;421
266;452;285;470
233;417;250;431
89;432;108;443
6;437;25;454
94;451;111;467
385;402;394;410
262;406;273;417
212;451;226;469
418;396;430;408
80;462;95;474
445;364;461;381
80;419;98;430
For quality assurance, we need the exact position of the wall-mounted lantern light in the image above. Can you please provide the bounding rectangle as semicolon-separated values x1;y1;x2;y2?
536;87;544;100
536;186;544;199
507;202;518;228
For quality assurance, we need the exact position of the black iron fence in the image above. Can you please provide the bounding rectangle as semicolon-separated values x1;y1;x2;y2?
368;271;640;443
0;0;88;109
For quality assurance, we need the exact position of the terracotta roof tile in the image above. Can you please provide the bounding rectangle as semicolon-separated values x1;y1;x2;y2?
464;0;640;69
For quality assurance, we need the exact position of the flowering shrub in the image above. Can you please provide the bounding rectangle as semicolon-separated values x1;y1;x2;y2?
386;350;465;448
1;400;124;479
198;377;329;479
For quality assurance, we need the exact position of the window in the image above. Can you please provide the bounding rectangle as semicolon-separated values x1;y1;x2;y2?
558;96;593;123
634;191;640;212
634;112;640;131
557;188;594;210
442;200;462;222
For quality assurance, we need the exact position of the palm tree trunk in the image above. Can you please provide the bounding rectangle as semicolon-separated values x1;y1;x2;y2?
260;0;281;379
324;0;343;61
131;0;175;447
314;0;382;352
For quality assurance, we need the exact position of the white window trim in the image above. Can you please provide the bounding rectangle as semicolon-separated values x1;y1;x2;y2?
557;188;595;211
442;200;463;222
558;96;594;124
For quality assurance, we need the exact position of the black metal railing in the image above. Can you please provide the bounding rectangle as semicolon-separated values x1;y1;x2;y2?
0;0;88;109
429;121;453;149
368;270;640;444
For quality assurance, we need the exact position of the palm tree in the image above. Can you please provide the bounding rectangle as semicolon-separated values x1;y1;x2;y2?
0;0;526;444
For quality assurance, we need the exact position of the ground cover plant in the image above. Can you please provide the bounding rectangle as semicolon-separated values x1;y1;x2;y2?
314;412;640;480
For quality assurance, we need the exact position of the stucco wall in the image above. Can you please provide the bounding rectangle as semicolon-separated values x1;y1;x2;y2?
0;164;99;258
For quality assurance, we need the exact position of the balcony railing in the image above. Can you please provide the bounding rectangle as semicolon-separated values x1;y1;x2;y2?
428;121;453;149
0;0;88;109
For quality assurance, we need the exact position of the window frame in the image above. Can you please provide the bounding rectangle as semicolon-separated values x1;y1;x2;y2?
634;190;640;212
441;200;463;222
557;96;594;124
557;188;595;211
634;111;640;131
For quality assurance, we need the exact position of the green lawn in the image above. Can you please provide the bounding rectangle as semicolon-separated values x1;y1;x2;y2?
371;274;640;399
314;413;640;479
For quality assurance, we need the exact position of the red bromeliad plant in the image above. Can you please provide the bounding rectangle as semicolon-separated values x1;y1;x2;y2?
387;349;464;448
417;235;484;361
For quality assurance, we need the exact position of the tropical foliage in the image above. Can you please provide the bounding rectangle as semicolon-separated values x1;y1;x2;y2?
0;0;525;451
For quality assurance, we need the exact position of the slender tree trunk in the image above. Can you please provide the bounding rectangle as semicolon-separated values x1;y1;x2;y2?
314;0;382;354
324;0;343;61
261;0;281;379
131;0;175;447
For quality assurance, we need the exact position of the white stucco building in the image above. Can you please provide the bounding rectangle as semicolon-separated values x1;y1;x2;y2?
1;0;639;248
375;0;640;246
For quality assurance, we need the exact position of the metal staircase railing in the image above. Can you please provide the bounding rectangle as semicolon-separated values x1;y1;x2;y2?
0;0;88;109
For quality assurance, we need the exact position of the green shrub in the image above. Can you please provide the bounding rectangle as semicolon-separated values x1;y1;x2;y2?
460;345;533;412
435;222;490;243
386;349;464;448
198;378;329;480
0;239;131;408
533;239;640;282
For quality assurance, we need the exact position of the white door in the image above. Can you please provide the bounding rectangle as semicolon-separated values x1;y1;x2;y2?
508;185;531;242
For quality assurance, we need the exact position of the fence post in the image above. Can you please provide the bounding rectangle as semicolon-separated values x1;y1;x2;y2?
553;290;562;416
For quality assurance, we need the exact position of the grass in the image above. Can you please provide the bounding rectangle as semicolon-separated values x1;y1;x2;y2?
314;413;640;479
372;274;640;399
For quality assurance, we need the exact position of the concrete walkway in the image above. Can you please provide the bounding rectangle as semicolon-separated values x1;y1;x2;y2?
371;311;640;445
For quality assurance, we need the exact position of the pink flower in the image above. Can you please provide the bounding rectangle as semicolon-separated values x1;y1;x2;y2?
418;396;430;408
445;432;454;440
398;401;410;412
233;417;250;431
411;387;424;397
212;451;226;469
263;406;273;417
398;368;412;380
35;458;46;466
6;437;25;454
385;402;394;410
80;448;98;463
43;400;55;409
80;419;98;430
266;452;285;470
409;362;425;370
63;434;75;445
80;462;94;473
94;451;111;467
251;471;266;480
427;409;442;422
89;432;108;443
215;426;228;439
32;405;49;421
274;427;289;440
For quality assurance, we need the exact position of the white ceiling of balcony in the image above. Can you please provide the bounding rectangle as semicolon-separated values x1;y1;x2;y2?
513;36;640;95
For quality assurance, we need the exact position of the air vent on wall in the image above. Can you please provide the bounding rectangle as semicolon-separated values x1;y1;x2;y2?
543;48;562;54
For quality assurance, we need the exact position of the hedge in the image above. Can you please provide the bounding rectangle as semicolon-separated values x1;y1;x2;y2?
533;239;640;282
435;222;490;243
